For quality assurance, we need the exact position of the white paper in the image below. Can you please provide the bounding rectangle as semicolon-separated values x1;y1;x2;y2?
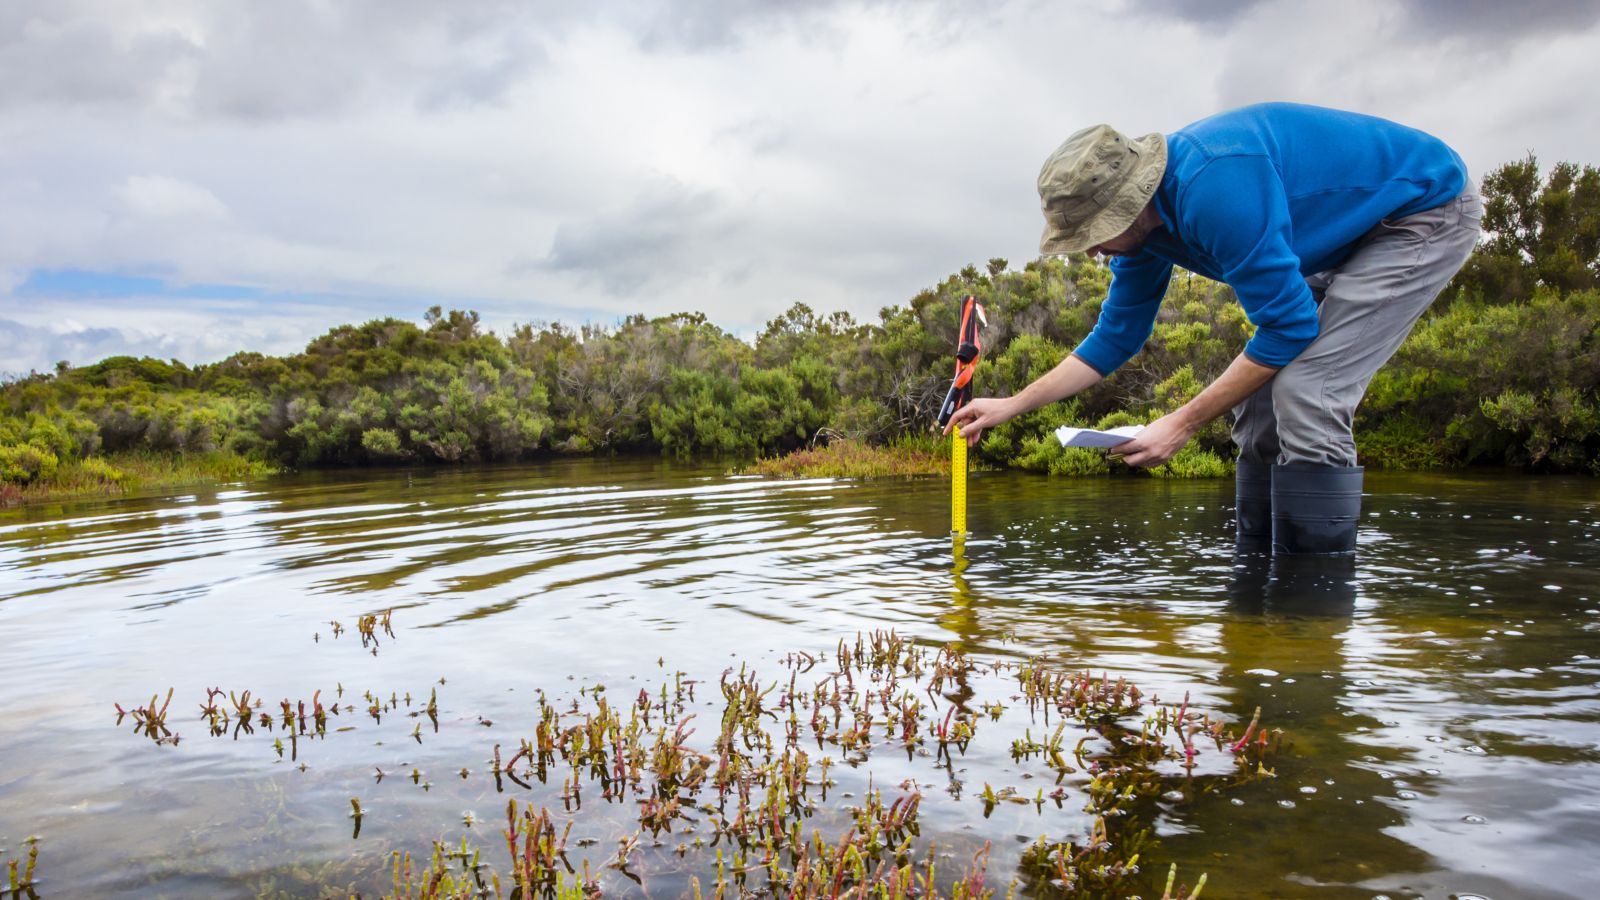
1054;424;1144;449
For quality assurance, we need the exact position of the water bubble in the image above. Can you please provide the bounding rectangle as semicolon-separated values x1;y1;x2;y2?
1230;798;1244;806
1299;786;1317;795
1461;814;1487;825
1246;668;1280;677
1397;790;1419;800
1450;894;1493;900
1460;745;1488;755
1277;799;1297;809
1162;790;1185;802
1544;585;1562;592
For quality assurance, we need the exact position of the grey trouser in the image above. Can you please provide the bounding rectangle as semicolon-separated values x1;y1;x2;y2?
1232;184;1483;467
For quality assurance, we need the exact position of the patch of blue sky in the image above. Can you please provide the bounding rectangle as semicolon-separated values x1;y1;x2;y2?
15;269;264;301
10;267;638;338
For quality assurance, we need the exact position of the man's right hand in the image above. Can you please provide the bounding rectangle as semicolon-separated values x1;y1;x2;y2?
940;353;1105;448
942;397;1019;447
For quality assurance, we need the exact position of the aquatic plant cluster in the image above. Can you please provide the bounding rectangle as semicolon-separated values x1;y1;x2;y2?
1;837;40;899
109;627;1282;897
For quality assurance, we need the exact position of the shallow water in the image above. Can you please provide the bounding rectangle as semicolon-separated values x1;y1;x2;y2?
1;459;1597;898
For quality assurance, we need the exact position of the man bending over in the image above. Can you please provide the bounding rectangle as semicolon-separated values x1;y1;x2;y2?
946;103;1481;554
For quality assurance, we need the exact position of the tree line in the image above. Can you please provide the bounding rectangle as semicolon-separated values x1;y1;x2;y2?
3;155;1597;489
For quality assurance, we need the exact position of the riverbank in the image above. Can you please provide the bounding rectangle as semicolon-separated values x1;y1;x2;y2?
747;438;1236;480
746;439;951;478
0;451;278;507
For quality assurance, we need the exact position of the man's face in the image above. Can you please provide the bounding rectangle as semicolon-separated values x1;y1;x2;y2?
1086;206;1160;259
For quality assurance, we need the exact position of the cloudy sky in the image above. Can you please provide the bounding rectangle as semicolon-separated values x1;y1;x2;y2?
2;0;1598;374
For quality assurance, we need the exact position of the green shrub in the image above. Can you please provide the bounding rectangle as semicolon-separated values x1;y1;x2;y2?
361;428;407;459
1356;417;1456;469
1012;435;1111;476
0;442;60;484
75;456;127;485
1151;446;1231;478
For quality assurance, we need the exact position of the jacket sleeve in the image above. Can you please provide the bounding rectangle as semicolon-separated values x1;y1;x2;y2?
1178;155;1318;367
1071;251;1173;376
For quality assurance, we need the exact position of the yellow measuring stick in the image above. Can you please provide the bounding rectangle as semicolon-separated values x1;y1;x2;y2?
951;425;967;534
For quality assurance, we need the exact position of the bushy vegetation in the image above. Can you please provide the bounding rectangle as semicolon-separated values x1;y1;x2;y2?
4;157;1598;499
747;436;951;479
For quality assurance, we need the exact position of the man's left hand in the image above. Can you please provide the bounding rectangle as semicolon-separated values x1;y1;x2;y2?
1111;412;1197;468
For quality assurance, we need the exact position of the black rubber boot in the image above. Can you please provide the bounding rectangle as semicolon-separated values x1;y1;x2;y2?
1266;554;1357;614
1271;464;1363;555
1235;460;1275;546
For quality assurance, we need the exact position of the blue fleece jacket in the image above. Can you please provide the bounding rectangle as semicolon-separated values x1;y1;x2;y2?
1071;103;1468;374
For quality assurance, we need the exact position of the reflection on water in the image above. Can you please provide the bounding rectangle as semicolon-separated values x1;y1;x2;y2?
1;459;1598;897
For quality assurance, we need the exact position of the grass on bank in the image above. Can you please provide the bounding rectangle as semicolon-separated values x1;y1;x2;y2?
748;434;1235;480
0;451;278;507
747;436;952;478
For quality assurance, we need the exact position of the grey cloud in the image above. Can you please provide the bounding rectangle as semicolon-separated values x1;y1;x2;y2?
628;0;1008;51
0;318;178;376
628;0;837;51
0;7;199;108
187;1;552;119
1126;0;1600;41
416;42;545;112
1123;0;1268;29
717;118;793;156
0;0;992;122
0;0;557;119
532;180;742;295
1401;0;1600;40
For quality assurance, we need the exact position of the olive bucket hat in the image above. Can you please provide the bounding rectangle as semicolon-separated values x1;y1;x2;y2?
1037;123;1167;255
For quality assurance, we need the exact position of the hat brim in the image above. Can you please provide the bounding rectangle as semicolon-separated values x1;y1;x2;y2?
1039;132;1168;256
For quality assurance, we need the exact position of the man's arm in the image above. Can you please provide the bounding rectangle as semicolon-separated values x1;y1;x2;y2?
944;248;1172;448
1113;352;1277;467
942;352;1103;446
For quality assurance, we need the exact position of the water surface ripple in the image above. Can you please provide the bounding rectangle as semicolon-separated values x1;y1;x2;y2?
2;459;1598;898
